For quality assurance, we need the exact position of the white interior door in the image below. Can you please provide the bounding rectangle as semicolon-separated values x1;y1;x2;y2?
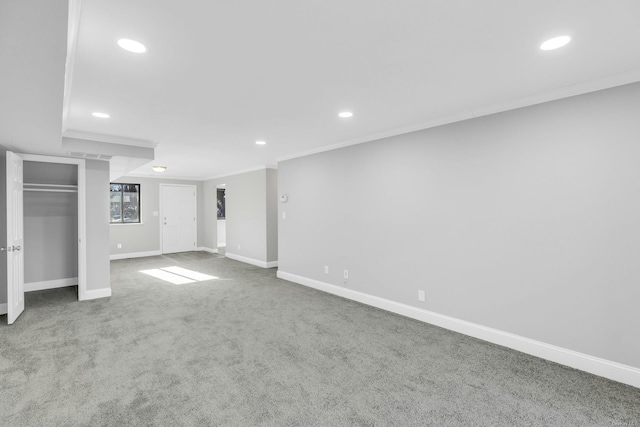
6;151;24;324
161;185;196;254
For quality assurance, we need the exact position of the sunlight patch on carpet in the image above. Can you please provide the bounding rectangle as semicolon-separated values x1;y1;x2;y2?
140;266;218;285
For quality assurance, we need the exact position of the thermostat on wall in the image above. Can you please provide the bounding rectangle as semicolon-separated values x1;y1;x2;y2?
280;194;288;203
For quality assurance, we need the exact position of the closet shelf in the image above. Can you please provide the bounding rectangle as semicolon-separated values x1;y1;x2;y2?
24;183;78;193
24;188;78;193
24;183;78;188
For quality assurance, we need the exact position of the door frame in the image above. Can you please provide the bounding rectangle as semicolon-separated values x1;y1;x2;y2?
20;154;87;300
159;184;197;254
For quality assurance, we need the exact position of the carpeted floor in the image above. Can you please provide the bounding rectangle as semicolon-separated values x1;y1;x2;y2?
1;252;639;426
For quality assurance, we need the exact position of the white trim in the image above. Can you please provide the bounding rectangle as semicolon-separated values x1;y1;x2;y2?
118;173;203;181
77;160;87;301
80;287;112;301
110;248;219;260
25;278;78;292
159;184;198;254
110;250;162;260
276;68;640;163
225;252;278;268
0;303;7;315
20;153;84;165
276;270;640;389
120;163;280;182
203;165;273;181
197;247;219;254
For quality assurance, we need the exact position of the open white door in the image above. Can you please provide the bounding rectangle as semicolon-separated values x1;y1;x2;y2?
6;151;24;324
161;185;196;254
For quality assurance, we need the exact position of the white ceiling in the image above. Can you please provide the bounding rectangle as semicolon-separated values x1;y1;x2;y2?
4;1;640;180
0;0;69;156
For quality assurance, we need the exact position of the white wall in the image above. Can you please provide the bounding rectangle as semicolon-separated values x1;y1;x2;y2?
110;176;206;256
24;192;78;283
217;220;226;247
204;168;278;267
266;169;278;263
225;170;267;262
85;160;111;292
203;180;218;250
278;82;640;371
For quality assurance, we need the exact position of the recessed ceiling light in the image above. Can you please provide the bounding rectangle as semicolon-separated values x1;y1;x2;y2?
92;112;110;119
256;140;267;145
540;35;571;51
152;166;167;172
118;38;147;53
338;111;353;118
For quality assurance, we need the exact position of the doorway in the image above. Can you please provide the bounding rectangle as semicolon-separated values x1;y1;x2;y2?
160;184;197;254
217;185;226;254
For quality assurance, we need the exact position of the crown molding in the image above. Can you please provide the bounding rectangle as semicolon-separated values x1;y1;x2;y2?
277;68;640;163
63;129;158;148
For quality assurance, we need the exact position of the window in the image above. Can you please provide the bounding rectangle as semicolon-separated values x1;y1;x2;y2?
110;183;140;223
217;188;226;219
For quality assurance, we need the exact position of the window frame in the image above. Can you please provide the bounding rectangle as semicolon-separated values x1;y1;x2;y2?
110;183;141;224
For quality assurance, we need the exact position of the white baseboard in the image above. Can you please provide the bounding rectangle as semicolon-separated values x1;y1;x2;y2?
110;250;162;260
225;252;278;268
276;270;640;389
80;287;112;301
197;247;219;254
0;303;6;315
25;277;78;292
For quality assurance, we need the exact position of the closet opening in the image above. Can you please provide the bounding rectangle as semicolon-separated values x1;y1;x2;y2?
24;161;79;292
20;154;86;300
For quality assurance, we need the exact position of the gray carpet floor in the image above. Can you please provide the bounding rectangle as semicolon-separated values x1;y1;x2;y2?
1;252;639;426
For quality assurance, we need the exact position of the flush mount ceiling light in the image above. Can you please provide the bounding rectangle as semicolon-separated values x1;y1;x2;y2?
117;38;147;53
92;112;110;118
255;140;267;145
540;35;571;51
152;166;167;172
338;111;353;118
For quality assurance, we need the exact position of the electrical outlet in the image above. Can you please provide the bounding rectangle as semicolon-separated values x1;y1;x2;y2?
343;270;348;279
117;243;122;249
418;290;426;302
237;244;241;251
324;266;329;274
282;211;286;219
